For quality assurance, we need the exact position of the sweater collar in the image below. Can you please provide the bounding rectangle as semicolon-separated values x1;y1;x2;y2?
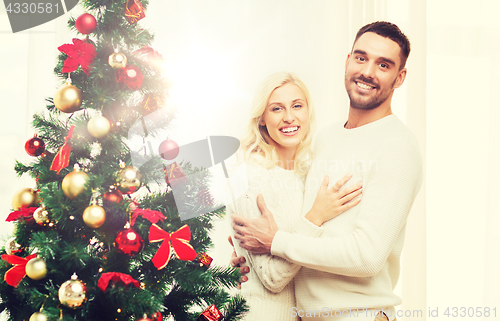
340;114;398;133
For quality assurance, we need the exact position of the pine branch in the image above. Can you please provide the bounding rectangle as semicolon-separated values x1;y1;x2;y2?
222;295;249;321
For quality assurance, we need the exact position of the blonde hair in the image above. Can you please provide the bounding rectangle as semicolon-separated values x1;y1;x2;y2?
239;72;316;176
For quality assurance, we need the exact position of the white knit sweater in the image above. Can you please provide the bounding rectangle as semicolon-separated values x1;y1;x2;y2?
271;115;423;320
227;164;305;321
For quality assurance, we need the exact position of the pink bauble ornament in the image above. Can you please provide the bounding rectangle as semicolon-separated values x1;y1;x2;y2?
75;13;97;34
158;139;179;160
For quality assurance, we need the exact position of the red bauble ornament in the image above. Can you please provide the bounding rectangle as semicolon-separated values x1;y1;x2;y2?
75;13;97;34
115;227;144;256
103;188;123;204
136;312;162;321
152;312;162;321
158;139;179;160
115;65;143;90
25;135;45;157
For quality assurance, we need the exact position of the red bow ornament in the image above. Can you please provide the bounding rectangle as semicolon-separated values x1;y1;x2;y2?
50;125;75;174
130;208;166;226
133;46;164;69
149;224;197;270
6;207;37;223
1;253;37;287
97;272;140;292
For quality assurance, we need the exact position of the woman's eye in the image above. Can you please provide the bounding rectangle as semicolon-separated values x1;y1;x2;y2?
272;107;282;112
293;104;302;109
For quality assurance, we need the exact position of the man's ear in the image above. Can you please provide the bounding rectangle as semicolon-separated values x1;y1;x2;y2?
393;68;407;89
345;53;351;71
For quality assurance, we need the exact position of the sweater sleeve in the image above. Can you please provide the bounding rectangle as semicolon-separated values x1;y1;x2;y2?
228;190;301;293
271;137;423;277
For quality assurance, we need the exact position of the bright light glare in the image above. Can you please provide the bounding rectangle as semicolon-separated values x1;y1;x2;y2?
163;42;243;123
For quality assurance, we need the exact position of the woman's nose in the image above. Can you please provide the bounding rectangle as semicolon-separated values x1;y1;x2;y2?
283;109;294;123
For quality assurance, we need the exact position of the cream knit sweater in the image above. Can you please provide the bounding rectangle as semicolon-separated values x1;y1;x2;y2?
227;164;305;321
271;115;423;320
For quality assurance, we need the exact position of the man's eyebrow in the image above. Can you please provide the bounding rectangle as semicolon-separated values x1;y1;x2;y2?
353;49;396;66
353;49;367;55
379;57;396;66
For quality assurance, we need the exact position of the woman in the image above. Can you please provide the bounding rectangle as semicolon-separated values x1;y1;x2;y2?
226;72;362;320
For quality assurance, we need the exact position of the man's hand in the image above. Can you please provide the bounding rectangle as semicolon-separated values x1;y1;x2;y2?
228;236;249;289
232;194;278;254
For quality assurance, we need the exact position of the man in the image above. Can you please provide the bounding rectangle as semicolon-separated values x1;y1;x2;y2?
231;21;423;321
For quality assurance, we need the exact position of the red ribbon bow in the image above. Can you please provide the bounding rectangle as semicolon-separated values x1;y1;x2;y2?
124;0;146;24
50;125;75;174
130;208;166;226
1;254;37;287
97;272;140;292
6;207;37;223
149;224;197;270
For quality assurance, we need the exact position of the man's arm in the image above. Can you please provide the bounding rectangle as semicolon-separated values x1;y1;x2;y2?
234;138;423;277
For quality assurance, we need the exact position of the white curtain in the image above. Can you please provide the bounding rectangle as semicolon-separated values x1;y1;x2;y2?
1;1;499;319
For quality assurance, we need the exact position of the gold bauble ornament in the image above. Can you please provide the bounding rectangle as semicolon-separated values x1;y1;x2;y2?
87;115;111;138
25;257;47;280
54;83;82;113
116;166;142;194
59;274;87;309
5;237;22;255
29;312;48;321
12;187;38;210
62;166;89;199
108;52;127;69
82;203;106;228
33;207;49;225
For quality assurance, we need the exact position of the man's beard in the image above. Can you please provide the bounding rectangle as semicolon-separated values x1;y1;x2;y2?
345;75;396;110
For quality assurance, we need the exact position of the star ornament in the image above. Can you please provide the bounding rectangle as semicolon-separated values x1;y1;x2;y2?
58;38;97;75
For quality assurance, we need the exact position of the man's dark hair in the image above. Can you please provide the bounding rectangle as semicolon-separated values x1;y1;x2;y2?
354;21;411;69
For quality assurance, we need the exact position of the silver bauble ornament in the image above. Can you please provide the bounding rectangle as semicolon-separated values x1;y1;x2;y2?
5;237;22;255
33;207;49;225
116;166;142;194
108;52;127;69
29;312;48;321
58;274;87;309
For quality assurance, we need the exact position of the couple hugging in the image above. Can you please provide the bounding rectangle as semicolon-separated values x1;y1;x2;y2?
226;21;423;321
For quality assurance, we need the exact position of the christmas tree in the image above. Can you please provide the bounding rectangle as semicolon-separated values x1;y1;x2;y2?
0;0;247;320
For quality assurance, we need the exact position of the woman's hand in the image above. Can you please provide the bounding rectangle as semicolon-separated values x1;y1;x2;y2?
228;236;249;289
305;174;362;226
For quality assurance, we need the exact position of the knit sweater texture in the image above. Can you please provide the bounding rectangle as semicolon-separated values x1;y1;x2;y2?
271;115;423;320
227;164;305;321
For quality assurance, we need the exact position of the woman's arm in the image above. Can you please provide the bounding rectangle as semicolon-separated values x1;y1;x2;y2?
227;193;301;293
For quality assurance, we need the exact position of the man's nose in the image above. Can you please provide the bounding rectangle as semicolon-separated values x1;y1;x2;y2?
361;62;376;78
